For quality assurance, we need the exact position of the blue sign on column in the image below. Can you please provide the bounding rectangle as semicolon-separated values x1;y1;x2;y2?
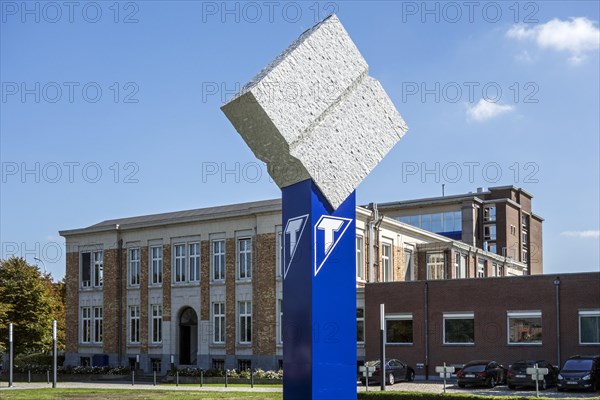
282;179;357;400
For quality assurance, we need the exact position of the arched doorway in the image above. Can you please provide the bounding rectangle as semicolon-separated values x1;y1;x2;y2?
179;307;198;365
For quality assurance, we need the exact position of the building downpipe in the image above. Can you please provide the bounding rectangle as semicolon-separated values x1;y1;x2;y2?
424;281;429;380
554;276;561;368
117;226;123;366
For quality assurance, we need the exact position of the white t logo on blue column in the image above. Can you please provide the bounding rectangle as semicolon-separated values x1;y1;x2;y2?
283;214;308;279
314;215;352;276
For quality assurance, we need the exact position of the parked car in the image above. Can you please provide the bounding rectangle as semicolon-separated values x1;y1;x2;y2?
360;359;415;385
507;360;558;390
457;360;507;388
557;355;600;392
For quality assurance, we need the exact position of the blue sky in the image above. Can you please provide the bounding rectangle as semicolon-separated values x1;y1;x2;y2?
1;1;599;279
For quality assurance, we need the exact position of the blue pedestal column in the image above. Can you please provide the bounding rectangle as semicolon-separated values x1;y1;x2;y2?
282;179;357;400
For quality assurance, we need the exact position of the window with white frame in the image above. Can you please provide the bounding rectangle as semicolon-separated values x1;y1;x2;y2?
93;307;103;343
477;259;486;277
382;243;392;282
508;311;542;344
493;263;503;277
278;299;284;344
579;310;600;344
212;240;226;281
386;313;413;344
129;305;140;343
128;248;140;286
151;246;163;284
484;206;496;222
356;236;365;281
189;243;200;282
81;307;92;343
484;225;497;241
276;228;282;277
81;306;102;343
80;250;103;288
238;238;252;279
443;312;475;344
238;301;252;343
427;253;445;280
213;302;225;344
404;249;414;282
174;244;186;283
151;304;162;343
357;308;365;344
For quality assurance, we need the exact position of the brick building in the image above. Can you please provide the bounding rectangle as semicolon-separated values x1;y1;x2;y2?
365;273;600;378
59;188;534;373
377;185;543;275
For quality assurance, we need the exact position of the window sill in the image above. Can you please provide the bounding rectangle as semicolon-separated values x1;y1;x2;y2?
237;343;252;348
235;279;252;284
210;280;226;286
148;283;163;288
442;343;475;346
79;343;103;347
507;342;543;346
80;286;103;291
127;286;141;290
171;282;200;287
148;343;163;348
210;343;226;348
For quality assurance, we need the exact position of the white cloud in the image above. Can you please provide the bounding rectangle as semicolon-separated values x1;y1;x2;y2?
466;99;514;122
561;230;600;238
507;17;600;64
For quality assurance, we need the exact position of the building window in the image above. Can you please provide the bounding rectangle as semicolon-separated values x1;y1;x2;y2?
508;311;542;344
278;299;283;344
238;301;252;344
151;358;162;372
151;246;163;284
443;312;475;344
81;307;91;343
522;249;528;263
386;314;413;344
484;225;497;241
579;310;600;344
484;206;496;222
212;240;226;281
151;304;163;343
129;305;140;343
238;238;252;279
382;243;392;282
357;308;365;344
81;306;102;343
487;243;497;254
128;248;140;286
93;307;103;343
477;259;486;278
213;302;225;344
189;243;200;282
174;244;186;283
492;263;503;277
356;236;365;281
276;228;283;277
212;359;225;371
81;250;103;288
238;359;251;371
427;253;445;280
404;249;414;282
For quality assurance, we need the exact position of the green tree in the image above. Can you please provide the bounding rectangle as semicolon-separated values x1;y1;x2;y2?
0;257;65;355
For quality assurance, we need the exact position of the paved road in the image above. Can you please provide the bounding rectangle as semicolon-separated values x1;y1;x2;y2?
359;381;600;398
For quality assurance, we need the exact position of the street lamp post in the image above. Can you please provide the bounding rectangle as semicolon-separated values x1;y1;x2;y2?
33;257;47;274
554;277;561;368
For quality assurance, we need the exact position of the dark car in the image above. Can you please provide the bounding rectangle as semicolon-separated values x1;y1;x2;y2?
457;360;507;388
360;359;415;385
557;355;600;392
507;360;558;390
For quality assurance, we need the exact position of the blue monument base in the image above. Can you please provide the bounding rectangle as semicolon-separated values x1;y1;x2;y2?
282;179;357;400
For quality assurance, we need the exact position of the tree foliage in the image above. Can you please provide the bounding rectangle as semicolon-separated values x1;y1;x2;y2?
0;257;65;354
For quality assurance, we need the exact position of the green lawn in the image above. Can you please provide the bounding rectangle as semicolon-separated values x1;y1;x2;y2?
0;389;282;400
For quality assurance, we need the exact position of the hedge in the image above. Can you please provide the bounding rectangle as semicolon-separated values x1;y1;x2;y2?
358;393;565;400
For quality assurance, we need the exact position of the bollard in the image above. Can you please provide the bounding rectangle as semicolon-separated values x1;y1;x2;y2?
47;370;50;384
250;368;254;388
200;370;203;387
153;370;156;386
176;370;179;387
225;370;228;388
28;369;31;383
132;370;135;386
